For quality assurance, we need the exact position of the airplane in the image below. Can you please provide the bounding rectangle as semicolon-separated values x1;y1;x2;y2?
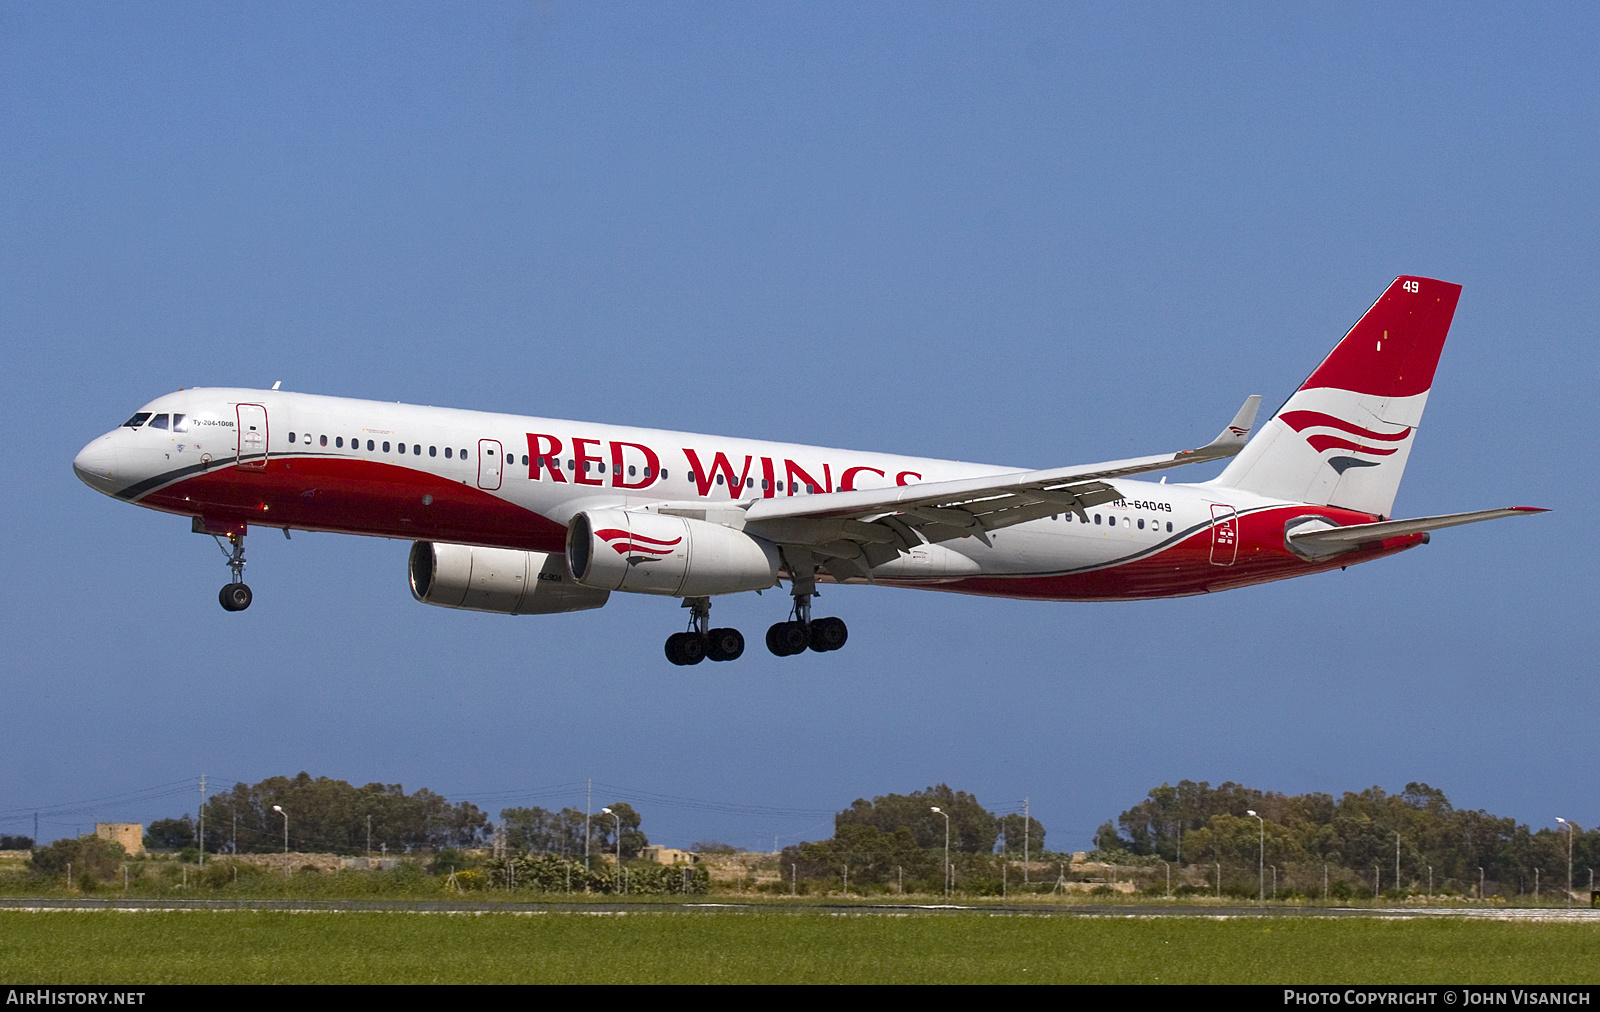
74;276;1544;665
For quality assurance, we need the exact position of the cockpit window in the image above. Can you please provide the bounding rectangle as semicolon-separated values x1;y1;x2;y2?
148;414;169;430
171;414;188;432
121;412;152;428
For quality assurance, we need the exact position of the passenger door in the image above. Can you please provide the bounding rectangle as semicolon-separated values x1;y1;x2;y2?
236;404;268;468
1209;504;1238;565
477;439;504;490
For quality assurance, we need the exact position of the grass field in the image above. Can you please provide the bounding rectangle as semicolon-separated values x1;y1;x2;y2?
1;909;1597;984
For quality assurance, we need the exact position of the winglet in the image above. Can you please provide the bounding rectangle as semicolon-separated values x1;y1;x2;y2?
1180;395;1261;461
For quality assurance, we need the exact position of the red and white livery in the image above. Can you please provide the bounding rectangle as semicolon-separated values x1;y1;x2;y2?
74;277;1544;664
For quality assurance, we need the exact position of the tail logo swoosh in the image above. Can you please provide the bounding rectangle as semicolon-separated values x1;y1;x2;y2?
1279;409;1412;470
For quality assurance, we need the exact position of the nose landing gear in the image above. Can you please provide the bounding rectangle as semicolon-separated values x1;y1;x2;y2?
665;597;746;666
212;529;253;612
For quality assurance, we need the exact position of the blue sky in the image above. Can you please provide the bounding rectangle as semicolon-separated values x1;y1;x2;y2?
2;3;1594;852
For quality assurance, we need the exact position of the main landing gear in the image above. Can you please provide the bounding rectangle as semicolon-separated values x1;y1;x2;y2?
664;597;745;666
662;585;849;666
213;529;253;612
764;589;848;657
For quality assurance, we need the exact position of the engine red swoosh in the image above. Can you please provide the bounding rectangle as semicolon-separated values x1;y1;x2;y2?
1305;434;1399;456
1279;410;1412;442
594;528;683;547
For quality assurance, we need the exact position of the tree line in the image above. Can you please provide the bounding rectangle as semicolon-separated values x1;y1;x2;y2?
147;773;489;855
497;802;647;860
782;784;1046;891
141;773;651;860
1097;780;1598;896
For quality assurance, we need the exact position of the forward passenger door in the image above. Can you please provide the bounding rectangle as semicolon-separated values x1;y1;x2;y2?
236;404;268;469
477;439;504;490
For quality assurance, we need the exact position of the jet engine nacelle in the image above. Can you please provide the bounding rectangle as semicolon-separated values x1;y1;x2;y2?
567;509;781;597
409;541;610;615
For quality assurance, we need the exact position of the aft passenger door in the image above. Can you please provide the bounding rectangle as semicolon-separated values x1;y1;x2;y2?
477;439;504;490
236;404;268;468
1209;504;1238;566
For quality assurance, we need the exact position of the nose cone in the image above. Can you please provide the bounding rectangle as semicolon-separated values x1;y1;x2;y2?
73;435;122;495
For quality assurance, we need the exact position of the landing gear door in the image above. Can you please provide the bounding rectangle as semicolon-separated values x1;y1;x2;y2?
1209;504;1238;565
478;439;503;490
236;404;268;469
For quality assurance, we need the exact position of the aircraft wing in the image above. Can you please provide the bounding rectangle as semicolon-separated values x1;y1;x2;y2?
741;396;1260;580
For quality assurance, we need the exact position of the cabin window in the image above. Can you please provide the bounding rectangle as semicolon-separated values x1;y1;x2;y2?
1137;518;1144;529
287;431;295;442
444;447;452;459
660;470;668;480
715;474;724;485
806;484;816;494
688;471;699;485
397;442;405;454
382;441;390;453
761;479;769;490
319;435;327;447
1094;514;1101;525
520;454;528;465
598;462;606;473
460;449;467;459
335;437;343;448
121;413;151;428
429;446;437;457
643;466;652;478
1166;522;1173;532
364;439;373;451
628;465;637;477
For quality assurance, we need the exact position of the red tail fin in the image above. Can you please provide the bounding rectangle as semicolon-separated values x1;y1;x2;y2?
1211;277;1462;518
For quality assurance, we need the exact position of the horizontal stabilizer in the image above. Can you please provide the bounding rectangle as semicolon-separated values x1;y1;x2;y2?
1287;506;1547;560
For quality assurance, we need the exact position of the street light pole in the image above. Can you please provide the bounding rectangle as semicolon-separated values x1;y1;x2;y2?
1247;810;1264;906
272;805;288;855
1394;831;1401;897
931;807;950;900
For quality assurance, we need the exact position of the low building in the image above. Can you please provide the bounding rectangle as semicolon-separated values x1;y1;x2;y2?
640;846;697;866
96;823;144;856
